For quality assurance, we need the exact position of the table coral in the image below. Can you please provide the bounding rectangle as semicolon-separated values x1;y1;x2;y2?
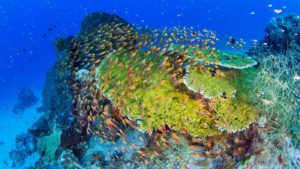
213;98;258;133
95;49;258;137
184;65;236;99
96;51;218;137
186;49;257;70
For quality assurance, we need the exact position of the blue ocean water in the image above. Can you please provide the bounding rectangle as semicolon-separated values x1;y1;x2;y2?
1;0;299;102
0;0;299;168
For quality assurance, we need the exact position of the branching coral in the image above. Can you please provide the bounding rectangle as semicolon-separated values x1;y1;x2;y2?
254;53;300;137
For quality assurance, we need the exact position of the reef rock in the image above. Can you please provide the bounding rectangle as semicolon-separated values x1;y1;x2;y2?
28;115;51;137
36;127;62;162
9;133;37;168
82;130;148;163
80;12;129;34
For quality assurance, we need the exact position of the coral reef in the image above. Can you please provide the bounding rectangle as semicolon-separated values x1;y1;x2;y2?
171;44;257;69
13;88;38;114
9;12;270;169
211;51;257;69
28;116;51;137
242;129;300;169
248;14;300;59
54;36;74;52
245;14;300;169
95;49;258;137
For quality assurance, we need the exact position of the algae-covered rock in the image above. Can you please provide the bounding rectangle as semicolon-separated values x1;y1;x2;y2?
80;12;129;34
36;127;62;162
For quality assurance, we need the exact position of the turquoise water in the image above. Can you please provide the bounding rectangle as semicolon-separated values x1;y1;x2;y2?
0;1;299;168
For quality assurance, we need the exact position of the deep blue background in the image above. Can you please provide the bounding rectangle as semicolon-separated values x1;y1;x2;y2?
0;0;299;109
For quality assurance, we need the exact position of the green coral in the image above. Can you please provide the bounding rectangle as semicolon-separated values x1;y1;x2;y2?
37;127;62;162
183;65;236;99
139;79;218;137
183;65;258;133
181;47;257;69
214;98;258;133
96;51;218;137
96;49;258;137
203;51;257;69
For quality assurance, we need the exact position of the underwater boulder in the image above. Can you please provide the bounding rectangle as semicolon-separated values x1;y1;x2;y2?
36;127;62;162
54;36;74;52
80;12;129;34
50;150;82;169
28;115;51;137
9;133;37;168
